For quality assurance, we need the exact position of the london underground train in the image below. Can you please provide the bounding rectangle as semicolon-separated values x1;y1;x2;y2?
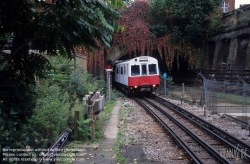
113;56;160;93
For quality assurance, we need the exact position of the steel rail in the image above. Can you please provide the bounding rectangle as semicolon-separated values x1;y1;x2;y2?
41;129;71;164
134;97;203;164
152;94;250;160
142;97;231;164
223;114;249;129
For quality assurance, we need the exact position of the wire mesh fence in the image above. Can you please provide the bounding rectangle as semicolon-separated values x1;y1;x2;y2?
157;81;203;104
157;75;250;124
203;78;250;121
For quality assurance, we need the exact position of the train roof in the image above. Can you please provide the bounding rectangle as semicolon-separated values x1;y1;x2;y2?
115;56;157;65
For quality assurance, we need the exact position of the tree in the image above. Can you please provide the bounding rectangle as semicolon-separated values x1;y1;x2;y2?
79;0;156;72
148;0;222;69
82;0;222;72
112;0;154;56
0;0;123;149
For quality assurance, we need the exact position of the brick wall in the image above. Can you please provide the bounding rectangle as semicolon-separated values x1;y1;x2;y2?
227;0;235;12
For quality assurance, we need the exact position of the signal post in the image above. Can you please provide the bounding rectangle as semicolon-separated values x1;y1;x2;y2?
106;60;113;101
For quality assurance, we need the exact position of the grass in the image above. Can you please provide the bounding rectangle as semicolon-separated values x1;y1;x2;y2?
101;149;105;157
56;98;116;162
114;99;137;162
115;130;127;163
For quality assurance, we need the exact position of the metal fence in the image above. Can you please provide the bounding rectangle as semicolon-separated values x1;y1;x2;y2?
157;82;203;104
200;74;250;123
157;74;250;123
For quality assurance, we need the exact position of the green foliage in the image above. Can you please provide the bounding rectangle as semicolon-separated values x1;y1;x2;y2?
31;81;69;147
0;0;122;151
147;0;169;37
160;73;173;87
109;88;123;101
148;0;222;47
77;118;91;141
0;82;37;149
0;80;69;149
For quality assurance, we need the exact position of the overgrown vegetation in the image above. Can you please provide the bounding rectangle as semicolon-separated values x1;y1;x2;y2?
0;0;125;152
84;0;223;72
114;99;135;162
0;55;112;154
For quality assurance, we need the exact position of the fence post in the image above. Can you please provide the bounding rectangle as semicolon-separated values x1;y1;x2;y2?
203;104;206;117
74;111;79;139
90;110;95;139
199;73;207;107
181;83;184;104
163;72;167;97
164;78;166;97
236;75;248;129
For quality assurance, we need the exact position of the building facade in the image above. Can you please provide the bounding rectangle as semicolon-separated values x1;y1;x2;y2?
221;0;235;13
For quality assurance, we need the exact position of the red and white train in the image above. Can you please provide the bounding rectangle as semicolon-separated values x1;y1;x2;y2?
113;56;160;93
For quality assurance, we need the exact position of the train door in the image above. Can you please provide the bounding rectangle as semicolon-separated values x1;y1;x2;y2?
130;65;140;86
141;64;148;84
124;64;128;85
121;65;124;85
116;66;119;83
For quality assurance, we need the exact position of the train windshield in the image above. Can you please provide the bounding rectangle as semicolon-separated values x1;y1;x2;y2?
131;65;140;76
148;64;157;74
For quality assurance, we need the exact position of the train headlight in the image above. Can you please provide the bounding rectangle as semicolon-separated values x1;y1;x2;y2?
152;85;156;87
134;86;138;88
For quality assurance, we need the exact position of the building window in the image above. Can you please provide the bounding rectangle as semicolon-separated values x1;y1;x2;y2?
221;1;229;13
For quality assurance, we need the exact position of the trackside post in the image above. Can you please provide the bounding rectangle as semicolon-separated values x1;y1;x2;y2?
106;60;113;101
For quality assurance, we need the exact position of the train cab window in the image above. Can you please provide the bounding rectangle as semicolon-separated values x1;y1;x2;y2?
149;64;157;74
141;64;147;75
116;67;119;74
131;65;140;76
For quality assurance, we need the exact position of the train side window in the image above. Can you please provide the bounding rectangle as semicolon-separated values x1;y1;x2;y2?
141;64;147;75
149;64;157;74
131;65;140;76
121;67;123;74
124;66;126;75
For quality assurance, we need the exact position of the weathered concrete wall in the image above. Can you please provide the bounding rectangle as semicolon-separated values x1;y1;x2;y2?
207;28;250;69
206;5;250;70
106;45;123;62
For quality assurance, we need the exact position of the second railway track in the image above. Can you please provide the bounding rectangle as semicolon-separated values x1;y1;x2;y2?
134;94;250;164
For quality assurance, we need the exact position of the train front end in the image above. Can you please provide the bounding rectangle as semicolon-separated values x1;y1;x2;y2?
128;56;160;93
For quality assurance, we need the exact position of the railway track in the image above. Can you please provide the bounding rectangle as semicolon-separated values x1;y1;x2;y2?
134;94;250;164
40;129;71;163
